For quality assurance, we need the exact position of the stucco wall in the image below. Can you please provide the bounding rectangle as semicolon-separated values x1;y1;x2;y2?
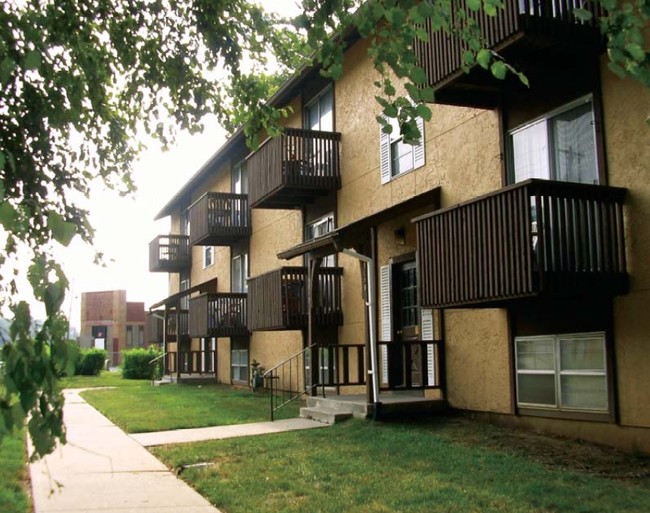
601;64;650;430
250;330;303;378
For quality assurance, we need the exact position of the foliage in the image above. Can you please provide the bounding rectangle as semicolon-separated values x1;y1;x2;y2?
74;348;106;376
58;369;146;389
122;346;162;380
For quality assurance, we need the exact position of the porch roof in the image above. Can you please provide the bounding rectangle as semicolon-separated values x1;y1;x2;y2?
277;187;441;260
149;277;218;310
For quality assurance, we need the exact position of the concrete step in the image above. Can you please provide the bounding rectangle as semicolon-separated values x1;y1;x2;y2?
306;396;368;418
300;406;353;425
153;375;175;387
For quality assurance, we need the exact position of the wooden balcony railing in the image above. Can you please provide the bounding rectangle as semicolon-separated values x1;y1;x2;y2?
414;0;605;105
248;266;343;331
146;312;163;345
248;128;341;209
415;179;628;309
189;192;250;246
189;293;249;338
165;309;189;342
164;350;216;375
149;235;190;273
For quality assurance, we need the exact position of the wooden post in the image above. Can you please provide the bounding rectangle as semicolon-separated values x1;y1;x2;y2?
308;255;322;396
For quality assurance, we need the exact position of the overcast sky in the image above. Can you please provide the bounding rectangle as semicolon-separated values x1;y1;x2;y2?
56;2;303;330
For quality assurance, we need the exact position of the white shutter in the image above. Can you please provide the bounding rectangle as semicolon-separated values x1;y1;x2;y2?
421;308;436;386
380;264;392;385
413;116;425;169
379;120;392;184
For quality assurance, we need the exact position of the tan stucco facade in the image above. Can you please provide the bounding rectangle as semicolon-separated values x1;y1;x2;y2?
152;33;650;453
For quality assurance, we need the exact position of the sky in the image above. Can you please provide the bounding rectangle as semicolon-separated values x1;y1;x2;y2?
56;2;303;330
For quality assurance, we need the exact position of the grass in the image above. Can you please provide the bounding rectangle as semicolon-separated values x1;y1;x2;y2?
0;430;31;513
81;383;299;433
58;369;148;389
152;417;650;513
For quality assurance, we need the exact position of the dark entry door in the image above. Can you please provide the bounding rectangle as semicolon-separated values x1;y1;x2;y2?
389;261;421;388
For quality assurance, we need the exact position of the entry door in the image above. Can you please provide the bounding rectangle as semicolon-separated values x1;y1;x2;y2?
390;260;421;387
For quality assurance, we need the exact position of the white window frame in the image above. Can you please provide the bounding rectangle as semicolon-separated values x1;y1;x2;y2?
231;253;248;293
203;246;214;269
304;85;334;132
231;348;249;383
515;331;609;413
306;213;335;267
509;95;599;185
380;115;425;184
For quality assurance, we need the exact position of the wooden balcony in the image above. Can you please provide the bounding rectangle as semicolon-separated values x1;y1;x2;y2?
189;293;249;338
149;235;190;273
248;128;341;209
189;192;251;246
415;179;628;309
165;309;189;343
248;266;343;331
414;0;605;107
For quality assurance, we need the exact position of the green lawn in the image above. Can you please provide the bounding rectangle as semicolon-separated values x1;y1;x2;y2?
58;370;148;389
0;430;31;513
81;383;298;433
152;418;650;513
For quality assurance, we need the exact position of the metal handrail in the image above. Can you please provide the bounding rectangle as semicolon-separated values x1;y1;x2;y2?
149;352;167;386
263;343;318;421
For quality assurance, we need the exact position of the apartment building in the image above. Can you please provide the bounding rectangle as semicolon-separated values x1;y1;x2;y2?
80;290;147;366
149;2;650;452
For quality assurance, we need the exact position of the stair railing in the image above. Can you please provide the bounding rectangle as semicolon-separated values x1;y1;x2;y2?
263;343;319;420
148;352;167;386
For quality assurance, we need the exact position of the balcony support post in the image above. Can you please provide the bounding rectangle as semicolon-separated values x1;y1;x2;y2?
307;256;322;396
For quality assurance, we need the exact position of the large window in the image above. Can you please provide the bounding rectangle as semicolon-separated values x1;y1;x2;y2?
379;115;425;183
509;96;599;185
515;332;608;413
231;347;249;383
304;86;333;132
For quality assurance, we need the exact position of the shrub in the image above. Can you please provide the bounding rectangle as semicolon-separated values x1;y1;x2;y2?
76;348;107;376
60;340;81;377
122;347;162;380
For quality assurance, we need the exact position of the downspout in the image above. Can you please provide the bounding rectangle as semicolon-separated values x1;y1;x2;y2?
339;248;381;414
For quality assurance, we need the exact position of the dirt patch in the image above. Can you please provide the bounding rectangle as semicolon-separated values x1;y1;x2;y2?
437;416;650;485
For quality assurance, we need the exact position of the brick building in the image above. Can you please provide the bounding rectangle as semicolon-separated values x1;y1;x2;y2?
80;290;147;366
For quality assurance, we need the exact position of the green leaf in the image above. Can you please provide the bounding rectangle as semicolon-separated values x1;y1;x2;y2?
419;87;435;103
467;0;481;11
25;50;42;70
47;212;77;246
477;49;491;69
626;43;646;62
0;202;17;228
517;72;530;88
491;61;507;80
573;8;593;21
608;61;627;79
0;151;5;172
416;103;433;121
411;66;428;85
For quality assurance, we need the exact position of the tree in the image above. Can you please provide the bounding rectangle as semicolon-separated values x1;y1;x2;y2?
1;0;648;459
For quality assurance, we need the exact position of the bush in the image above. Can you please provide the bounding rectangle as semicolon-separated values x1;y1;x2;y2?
75;348;107;376
60;340;81;377
122;347;162;380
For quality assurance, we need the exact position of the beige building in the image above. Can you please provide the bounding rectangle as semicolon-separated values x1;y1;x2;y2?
149;5;650;452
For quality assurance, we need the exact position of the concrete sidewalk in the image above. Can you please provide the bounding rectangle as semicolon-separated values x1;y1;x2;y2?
29;389;327;513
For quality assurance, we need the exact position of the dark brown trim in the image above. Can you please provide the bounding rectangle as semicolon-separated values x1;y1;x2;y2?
592;73;609;186
497;103;508;188
389;251;416;266
518;408;615;424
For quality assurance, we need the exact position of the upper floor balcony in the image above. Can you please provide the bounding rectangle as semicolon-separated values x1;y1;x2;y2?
414;0;605;107
248;266;343;331
247;128;341;209
189;292;249;338
189;192;251;246
415;179;628;309
149;235;191;273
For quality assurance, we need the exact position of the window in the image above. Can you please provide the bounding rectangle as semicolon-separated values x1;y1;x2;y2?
306;214;335;267
179;278;190;311
231;348;249;383
126;325;144;348
304;86;333;132
203;246;214;268
231;253;248;293
181;208;190;236
232;160;248;195
510;96;599;185
515;332;608;413
379;115;425;184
